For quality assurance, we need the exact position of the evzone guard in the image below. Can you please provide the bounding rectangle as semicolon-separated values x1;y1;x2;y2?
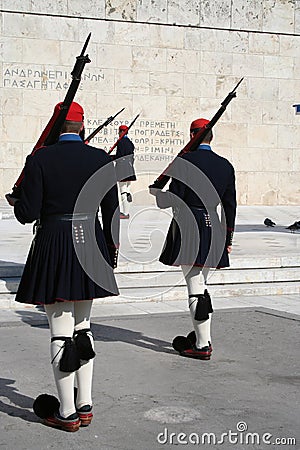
149;80;241;360
6;34;120;432
8;101;120;431
108;115;139;219
150;118;237;360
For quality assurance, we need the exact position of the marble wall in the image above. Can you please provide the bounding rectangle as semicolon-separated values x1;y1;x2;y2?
0;0;299;204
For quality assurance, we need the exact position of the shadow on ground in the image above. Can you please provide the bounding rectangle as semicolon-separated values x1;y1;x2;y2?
91;323;173;354
12;309;173;354
0;378;38;423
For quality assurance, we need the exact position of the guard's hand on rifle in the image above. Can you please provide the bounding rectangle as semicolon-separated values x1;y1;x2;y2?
149;187;159;197
149;187;173;209
5;194;18;207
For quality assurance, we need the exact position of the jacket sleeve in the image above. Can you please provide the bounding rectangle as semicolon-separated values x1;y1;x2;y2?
154;177;186;209
222;165;237;246
115;140;125;159
154;155;187;209
14;155;43;224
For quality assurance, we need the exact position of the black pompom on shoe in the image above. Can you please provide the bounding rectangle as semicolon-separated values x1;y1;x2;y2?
33;394;60;419
186;331;196;346
172;335;192;353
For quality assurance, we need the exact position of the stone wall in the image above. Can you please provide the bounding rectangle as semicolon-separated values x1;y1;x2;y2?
0;0;299;204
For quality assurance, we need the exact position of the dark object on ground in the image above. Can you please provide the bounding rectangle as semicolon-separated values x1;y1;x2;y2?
286;221;300;232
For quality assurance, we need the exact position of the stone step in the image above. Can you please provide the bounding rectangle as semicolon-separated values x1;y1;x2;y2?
111;280;300;301
1;264;300;295
1;253;300;276
116;266;300;288
0;262;24;278
1;254;300;279
2;281;300;309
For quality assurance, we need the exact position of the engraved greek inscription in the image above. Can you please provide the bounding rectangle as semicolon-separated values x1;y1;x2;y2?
2;65;106;90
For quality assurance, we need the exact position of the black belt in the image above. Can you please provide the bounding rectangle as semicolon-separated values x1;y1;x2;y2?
33;214;95;234
41;213;95;223
189;206;217;211
189;206;207;211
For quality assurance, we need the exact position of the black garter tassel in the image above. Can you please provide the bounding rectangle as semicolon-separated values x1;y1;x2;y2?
51;337;81;372
74;329;96;361
194;290;213;321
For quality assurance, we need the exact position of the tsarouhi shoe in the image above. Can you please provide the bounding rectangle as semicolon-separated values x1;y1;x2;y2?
186;331;213;352
180;345;212;361
77;405;93;426
43;412;81;432
172;335;211;360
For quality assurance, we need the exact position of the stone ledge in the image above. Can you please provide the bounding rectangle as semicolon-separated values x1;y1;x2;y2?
2;281;300;309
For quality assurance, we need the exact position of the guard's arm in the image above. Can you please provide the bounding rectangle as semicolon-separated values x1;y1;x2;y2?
222;166;237;248
14;156;43;224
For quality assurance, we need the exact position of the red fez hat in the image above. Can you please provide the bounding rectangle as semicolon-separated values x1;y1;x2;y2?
190;118;209;131
54;102;84;122
119;125;129;133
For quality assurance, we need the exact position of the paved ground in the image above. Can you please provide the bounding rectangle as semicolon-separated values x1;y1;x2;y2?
0;305;299;450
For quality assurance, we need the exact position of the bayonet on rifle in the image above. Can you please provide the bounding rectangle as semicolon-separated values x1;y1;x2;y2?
85;108;125;144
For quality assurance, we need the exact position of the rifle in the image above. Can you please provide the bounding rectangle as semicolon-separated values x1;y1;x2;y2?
84;108;125;144
8;33;92;200
108;114;140;154
150;78;244;190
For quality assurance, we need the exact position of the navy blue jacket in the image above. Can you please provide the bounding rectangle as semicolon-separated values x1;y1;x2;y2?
14;136;119;249
157;145;236;246
114;136;136;182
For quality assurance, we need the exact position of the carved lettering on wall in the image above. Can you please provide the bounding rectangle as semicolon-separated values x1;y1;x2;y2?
2;65;105;89
87;119;186;163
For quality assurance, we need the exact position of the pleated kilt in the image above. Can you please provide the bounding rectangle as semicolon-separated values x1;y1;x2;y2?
115;156;137;182
159;207;230;268
15;215;119;305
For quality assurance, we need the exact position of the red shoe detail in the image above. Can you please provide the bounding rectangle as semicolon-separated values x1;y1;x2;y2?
78;411;93;427
43;414;81;432
181;346;212;360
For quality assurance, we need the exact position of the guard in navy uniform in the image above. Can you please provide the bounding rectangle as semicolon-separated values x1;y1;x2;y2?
150;118;236;360
7;102;119;431
114;125;136;219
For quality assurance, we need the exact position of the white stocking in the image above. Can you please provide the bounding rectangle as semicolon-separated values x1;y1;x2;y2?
74;301;94;410
181;265;212;349
119;181;131;215
45;300;94;417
